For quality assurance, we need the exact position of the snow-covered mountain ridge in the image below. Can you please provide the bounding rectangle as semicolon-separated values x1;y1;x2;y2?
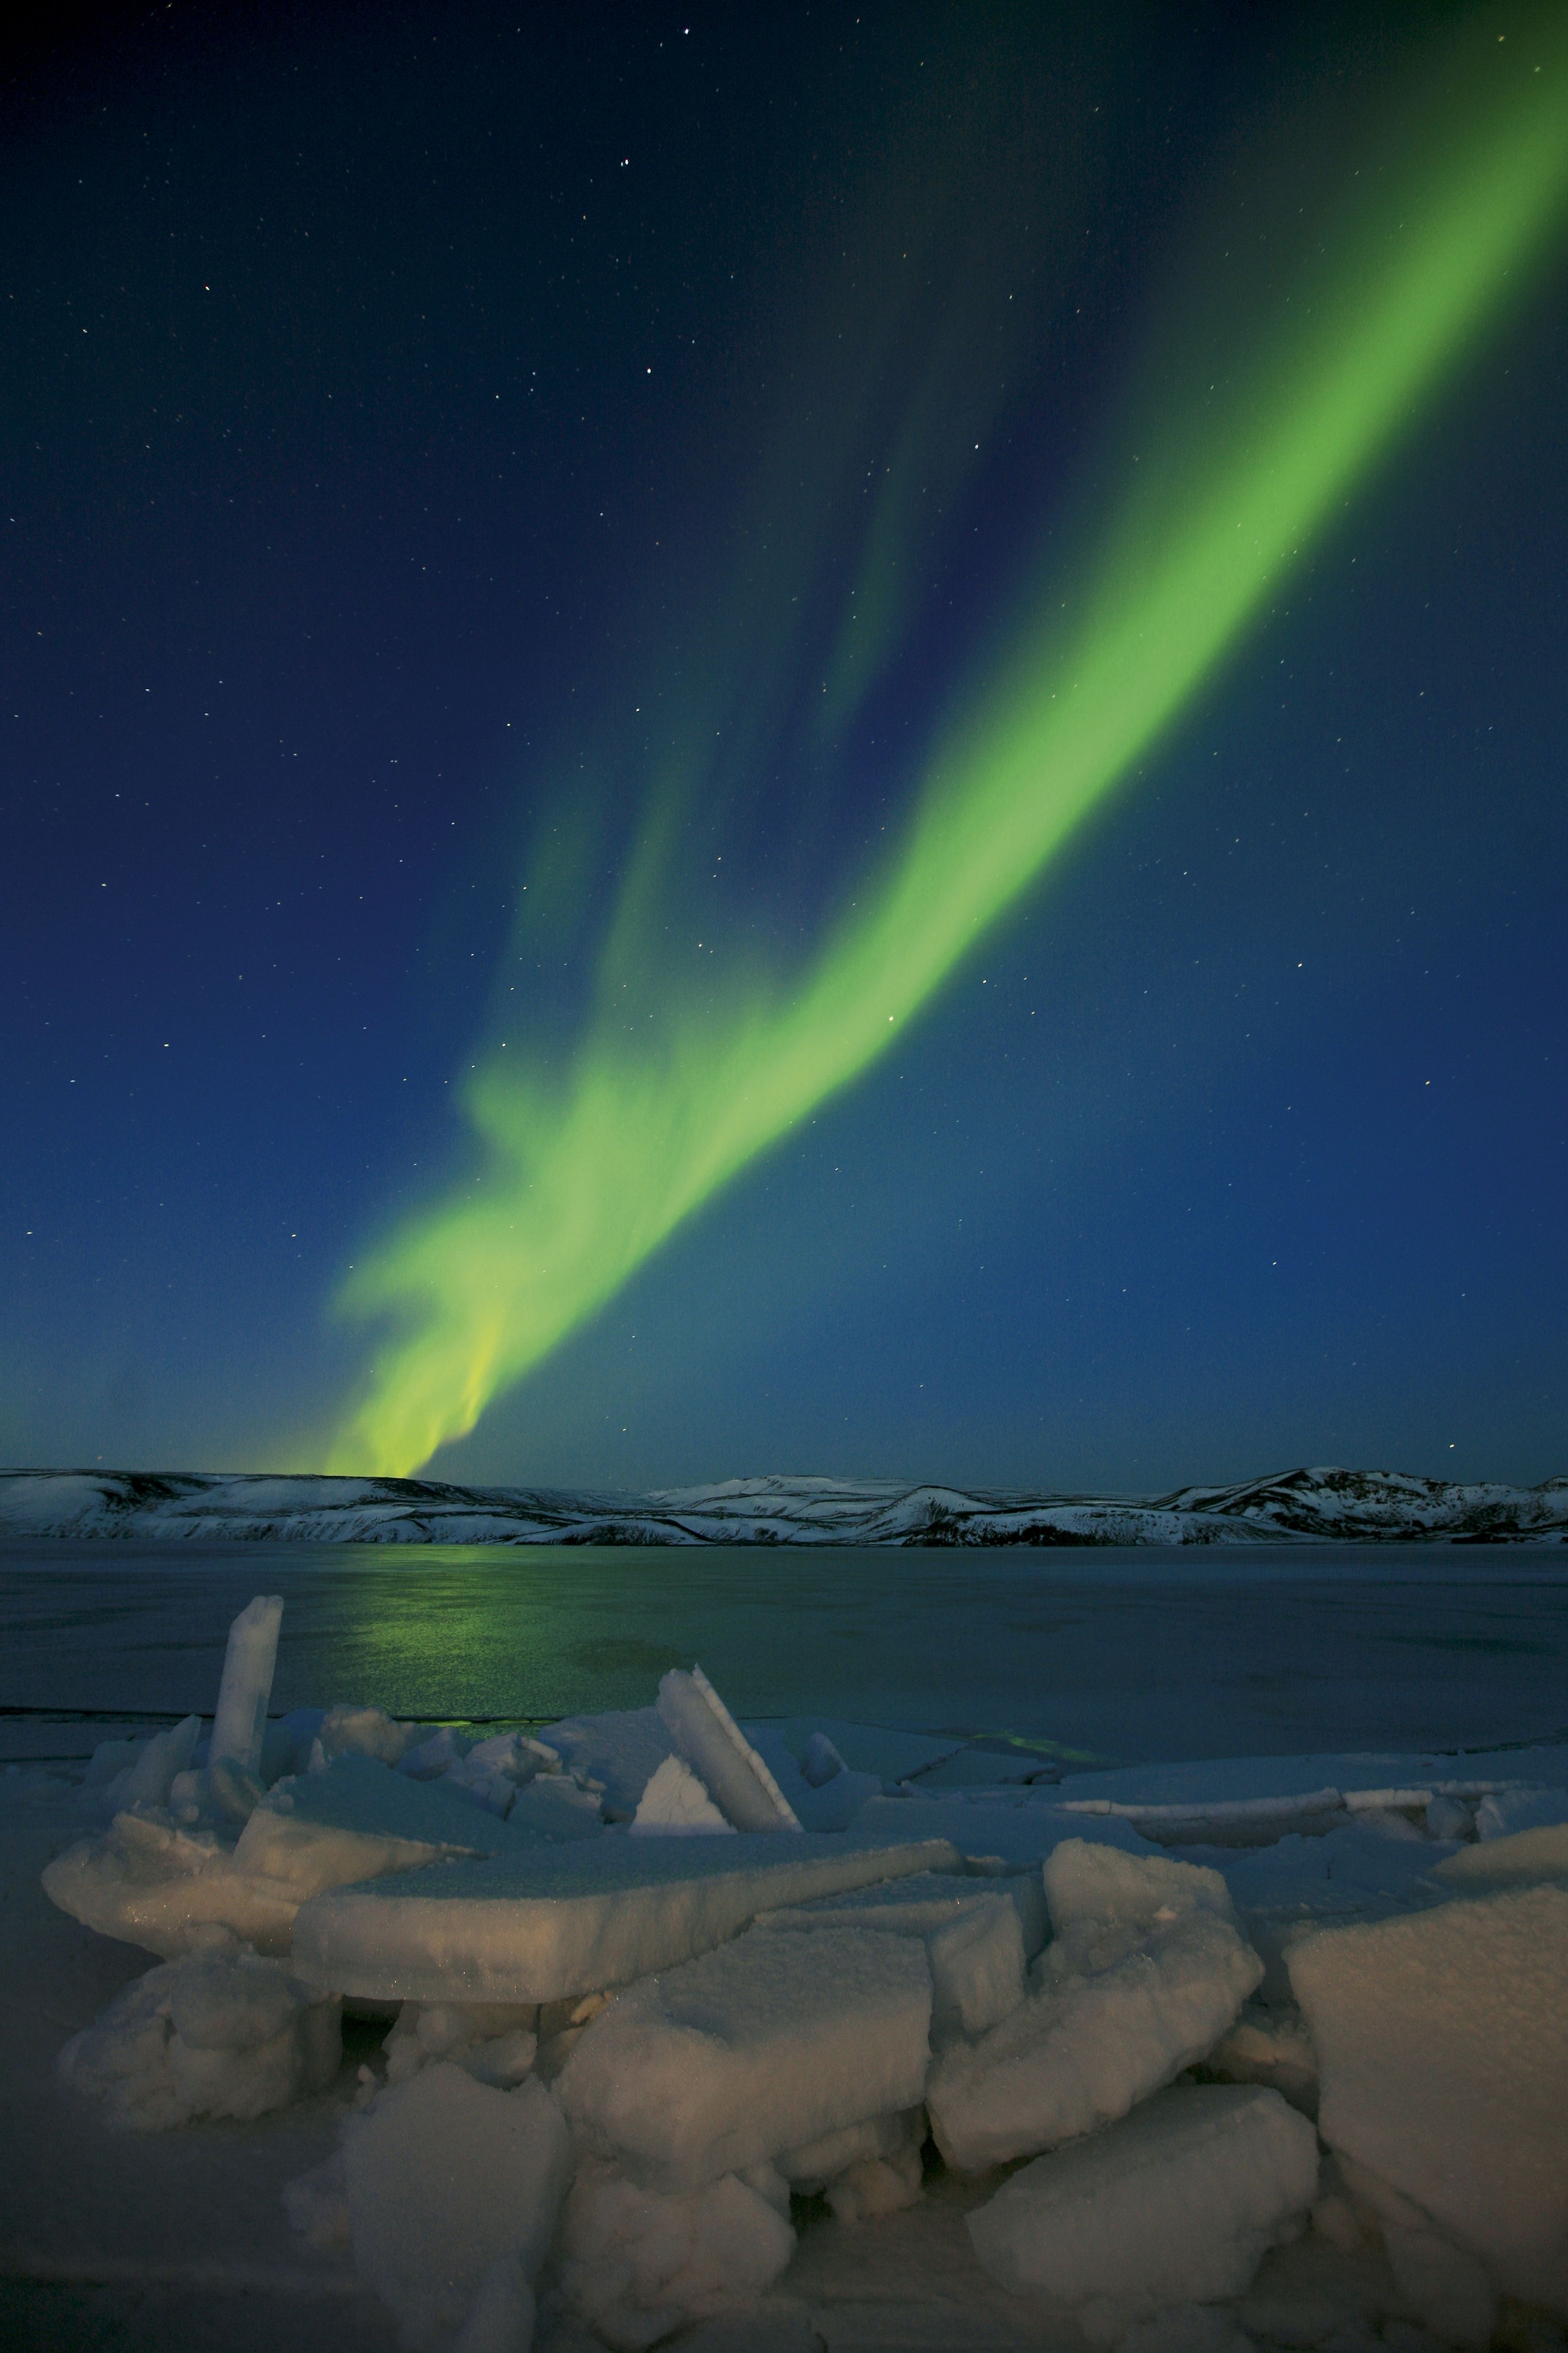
2;1463;1565;1544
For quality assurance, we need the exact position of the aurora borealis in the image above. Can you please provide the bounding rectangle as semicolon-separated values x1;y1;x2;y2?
6;5;1568;1490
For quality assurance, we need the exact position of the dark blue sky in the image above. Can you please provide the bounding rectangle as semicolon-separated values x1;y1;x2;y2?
4;2;1565;1490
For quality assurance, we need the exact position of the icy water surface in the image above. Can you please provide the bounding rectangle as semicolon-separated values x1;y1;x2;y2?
0;1541;1564;1769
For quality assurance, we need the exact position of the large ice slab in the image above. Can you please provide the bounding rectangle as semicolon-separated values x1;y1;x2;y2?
926;1842;1262;2170
1289;1884;1568;2316
291;1824;963;2005
966;2084;1319;2338
557;1921;932;2190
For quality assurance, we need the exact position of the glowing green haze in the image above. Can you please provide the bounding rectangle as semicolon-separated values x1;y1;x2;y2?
330;42;1568;1477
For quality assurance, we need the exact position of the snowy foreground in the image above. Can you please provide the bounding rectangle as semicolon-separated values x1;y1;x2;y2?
4;1464;1568;1546
5;1597;1568;2353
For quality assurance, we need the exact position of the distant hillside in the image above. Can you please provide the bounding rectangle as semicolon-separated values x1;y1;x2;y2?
2;1465;1565;1544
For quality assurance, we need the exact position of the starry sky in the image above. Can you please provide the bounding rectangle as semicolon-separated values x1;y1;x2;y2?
4;2;1566;1493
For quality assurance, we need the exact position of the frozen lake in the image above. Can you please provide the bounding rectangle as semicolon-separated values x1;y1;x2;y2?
2;1540;1563;1769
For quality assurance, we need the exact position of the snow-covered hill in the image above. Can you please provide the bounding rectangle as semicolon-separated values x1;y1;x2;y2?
2;1463;1565;1544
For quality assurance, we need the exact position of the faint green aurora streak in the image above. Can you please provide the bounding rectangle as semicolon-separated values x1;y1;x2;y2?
330;47;1567;1477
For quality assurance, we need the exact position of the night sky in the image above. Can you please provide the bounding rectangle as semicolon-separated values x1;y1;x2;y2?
5;3;1566;1493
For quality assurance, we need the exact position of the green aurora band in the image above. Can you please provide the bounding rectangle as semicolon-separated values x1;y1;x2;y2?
329;38;1568;1478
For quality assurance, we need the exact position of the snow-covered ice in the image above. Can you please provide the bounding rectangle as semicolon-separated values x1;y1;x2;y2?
289;1820;962;2006
655;1667;802;1832
339;2063;571;2348
15;1577;1568;2353
758;1875;1027;2042
383;1999;540;2090
41;1747;522;1960
208;1593;284;1775
1432;1813;1568;1892
926;1842;1262;2170
966;2082;1319;2339
57;1932;340;2128
1290;1880;1568;2319
628;1753;734;1835
556;1921;933;2190
554;2154;796;2350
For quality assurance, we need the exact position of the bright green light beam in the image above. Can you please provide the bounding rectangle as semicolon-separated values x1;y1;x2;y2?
329;49;1567;1477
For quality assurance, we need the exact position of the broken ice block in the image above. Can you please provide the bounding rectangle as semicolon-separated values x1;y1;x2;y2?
57;1941;341;2130
629;1753;735;1836
1432;1817;1568;1892
208;1594;284;1776
1289;1883;1568;2316
504;1771;604;1841
342;2064;571;2345
966;2084;1318;2335
119;1713;202;1810
291;1823;961;2006
383;2000;539;2090
556;2154;795;2348
656;1666;802;1832
777;2103;926;2191
926;1842;1262;2170
233;1753;506;1899
759;1875;1026;2042
557;1921;932;2191
43;1812;301;1958
44;1751;521;1961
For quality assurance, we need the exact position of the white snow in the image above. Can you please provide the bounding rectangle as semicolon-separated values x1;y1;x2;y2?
289;1821;962;2006
208;1594;284;1775
926;1842;1262;2170
554;2154;795;2350
655;1667;802;1832
966;2083;1319;2340
57;1932;340;2129
556;1922;933;2190
1290;1881;1568;2317
8;1461;1567;1541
